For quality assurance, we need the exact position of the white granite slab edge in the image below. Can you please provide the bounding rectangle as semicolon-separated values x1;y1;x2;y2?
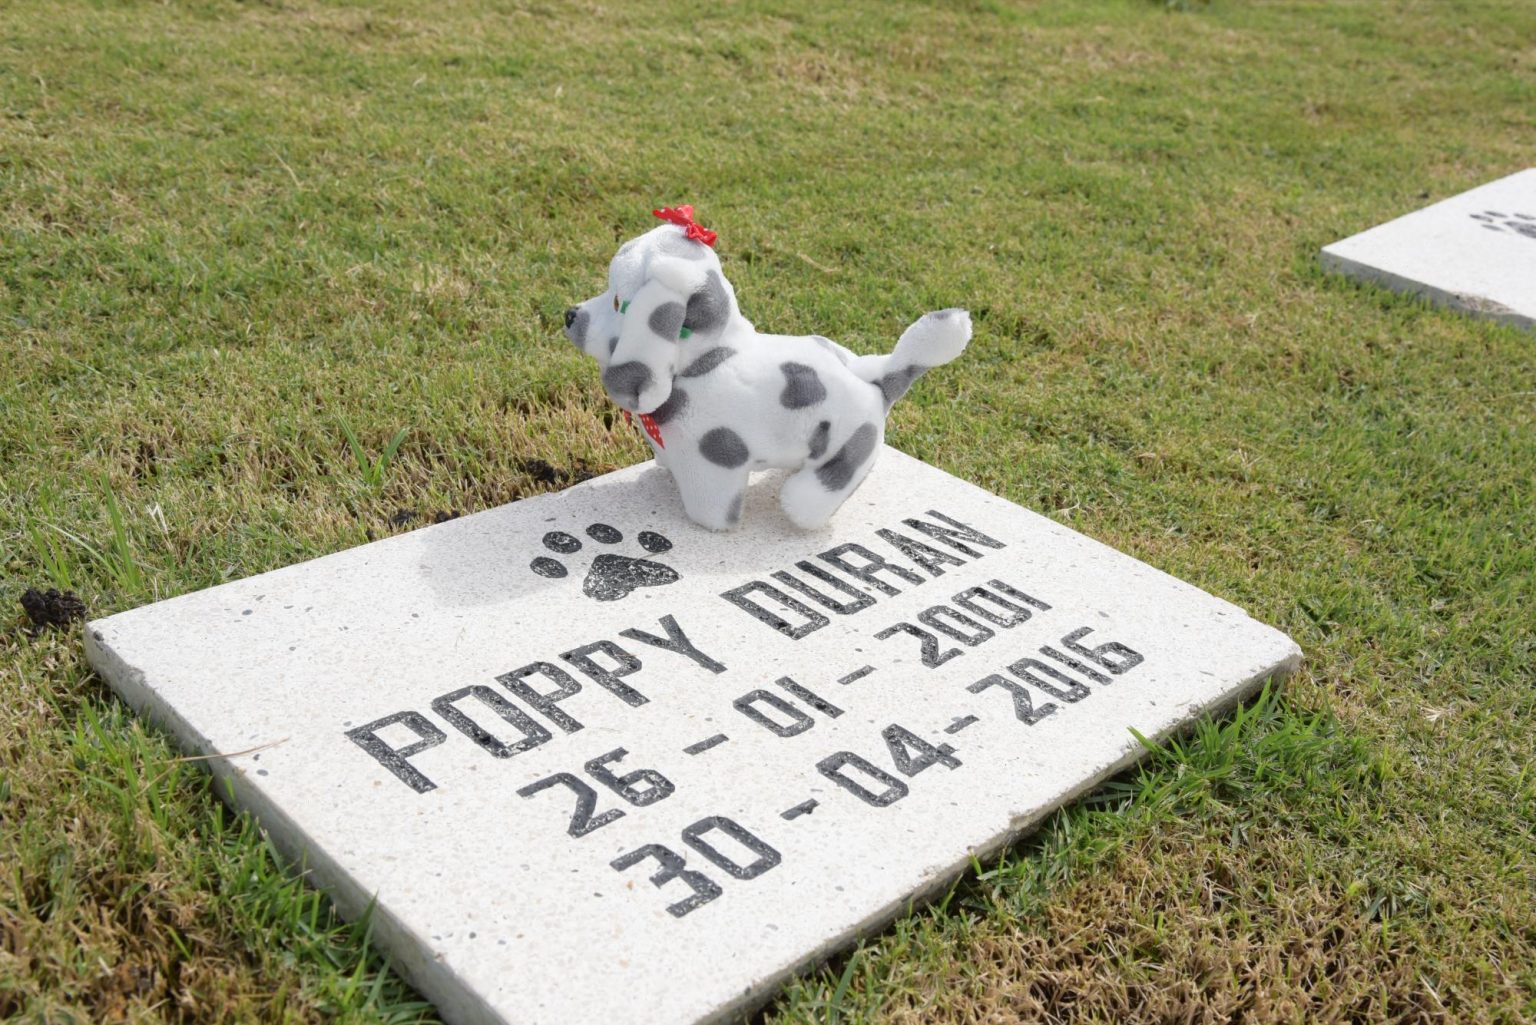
83;447;1303;1025
85;625;508;1025
1318;248;1533;330
88;620;1297;1025
1319;167;1536;330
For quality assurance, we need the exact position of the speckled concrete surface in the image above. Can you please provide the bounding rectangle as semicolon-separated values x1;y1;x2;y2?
86;447;1300;1025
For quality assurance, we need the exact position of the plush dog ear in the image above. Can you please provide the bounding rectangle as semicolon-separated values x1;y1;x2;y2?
603;256;704;413
624;252;738;343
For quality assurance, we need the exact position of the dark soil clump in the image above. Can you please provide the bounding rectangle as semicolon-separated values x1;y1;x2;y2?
517;457;595;486
516;458;563;485
21;587;87;631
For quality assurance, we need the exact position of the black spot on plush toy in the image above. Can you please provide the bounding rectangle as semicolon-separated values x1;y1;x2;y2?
564;206;971;531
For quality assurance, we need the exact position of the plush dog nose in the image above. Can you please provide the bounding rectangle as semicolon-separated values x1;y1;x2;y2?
564;307;579;329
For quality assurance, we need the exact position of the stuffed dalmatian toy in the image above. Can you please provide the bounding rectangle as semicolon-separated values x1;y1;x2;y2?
563;206;972;531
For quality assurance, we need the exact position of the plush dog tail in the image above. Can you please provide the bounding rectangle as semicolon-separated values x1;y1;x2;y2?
849;308;973;411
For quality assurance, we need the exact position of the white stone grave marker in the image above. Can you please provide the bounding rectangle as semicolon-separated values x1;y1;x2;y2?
1321;168;1536;329
86;447;1300;1025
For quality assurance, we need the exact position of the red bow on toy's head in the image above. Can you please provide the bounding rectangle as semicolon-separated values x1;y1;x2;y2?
653;205;717;247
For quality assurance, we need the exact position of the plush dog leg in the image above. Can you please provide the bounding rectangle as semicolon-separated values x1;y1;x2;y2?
673;460;751;531
780;421;884;529
649;439;672;473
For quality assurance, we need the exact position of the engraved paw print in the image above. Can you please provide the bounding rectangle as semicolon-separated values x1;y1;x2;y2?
529;523;679;602
1469;210;1536;241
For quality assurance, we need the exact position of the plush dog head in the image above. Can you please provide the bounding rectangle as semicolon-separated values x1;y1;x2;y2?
564;223;742;414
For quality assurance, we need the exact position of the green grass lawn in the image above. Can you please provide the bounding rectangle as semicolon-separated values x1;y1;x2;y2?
3;0;1534;1020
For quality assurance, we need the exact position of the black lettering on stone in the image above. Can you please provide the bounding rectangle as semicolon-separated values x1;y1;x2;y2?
560;640;649;706
904;510;1007;557
345;711;446;793
684;733;729;755
720;580;830;639
773;676;844;717
781;798;818;820
819;542;924;596
967;672;1057;725
430;685;552;758
987;579;1051;611
953;585;1036;627
817;751;909;806
609;843;721;917
1039;645;1111;685
944;714;979;734
876;528;967;577
875;620;962;668
681;816;781;880
620;614;726;673
917;606;993;646
1008;657;1090;702
496;661;585;733
770;560;875;615
517;772;624;838
733;690;815;737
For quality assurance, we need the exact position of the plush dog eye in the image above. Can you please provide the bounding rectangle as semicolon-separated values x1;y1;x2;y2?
613;295;621;312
